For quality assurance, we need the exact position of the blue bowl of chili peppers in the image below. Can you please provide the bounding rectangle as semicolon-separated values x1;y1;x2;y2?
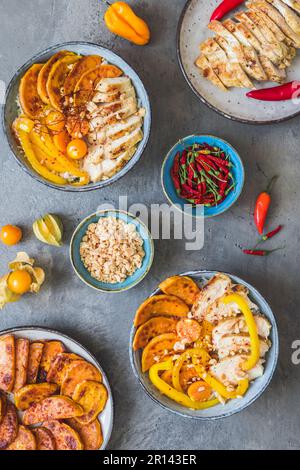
161;135;244;218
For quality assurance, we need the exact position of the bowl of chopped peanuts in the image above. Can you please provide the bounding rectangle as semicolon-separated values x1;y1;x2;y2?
70;210;154;292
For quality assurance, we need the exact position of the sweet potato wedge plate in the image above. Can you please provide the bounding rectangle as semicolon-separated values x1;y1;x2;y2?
38;340;66;382
43;420;83;450
134;295;189;328
61;360;102;398
15;382;59;411
33;426;56;450
13;338;30;392
0;335;15;392
64;55;103;98
6;425;36;450
37;50;71;103
159;276;200;306
141;333;178;373
46;352;81;385
72;380;108;425
23;396;84;425
66;418;103;450
133;316;178;350
19;64;45;119
27;341;44;384
0;402;18;449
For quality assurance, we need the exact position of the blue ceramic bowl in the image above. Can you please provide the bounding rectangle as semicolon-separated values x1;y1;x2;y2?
2;41;151;192
161;135;245;217
129;271;279;420
70;210;154;293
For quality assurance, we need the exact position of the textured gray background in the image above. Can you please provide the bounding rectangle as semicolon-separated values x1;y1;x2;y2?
0;0;299;450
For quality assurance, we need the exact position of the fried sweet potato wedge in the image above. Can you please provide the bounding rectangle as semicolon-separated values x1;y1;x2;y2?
13;338;30;392
27;342;44;384
38;340;66;382
0;335;15;392
72;380;108;425
19;64;44;119
37;50;70;103
6;425;36;450
46;352;81;385
141;333;178;373
43;420;84;450
64;55;103;98
179;365;200;392
23;396;83;425
134;295;189;328
0;402;18;449
61;360;102;398
133;316;178;350
33;426;56;450
66;418;103;450
15;382;59;411
159;276;200;306
46;54;82;111
74;64;122;106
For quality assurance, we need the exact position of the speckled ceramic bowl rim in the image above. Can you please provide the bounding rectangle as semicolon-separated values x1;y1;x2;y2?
161;135;245;218
70;209;154;293
0;325;114;449
2;41;152;192
129;270;279;420
176;0;300;125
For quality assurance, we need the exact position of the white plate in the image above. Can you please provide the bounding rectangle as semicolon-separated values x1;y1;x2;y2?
1;326;113;450
177;0;300;123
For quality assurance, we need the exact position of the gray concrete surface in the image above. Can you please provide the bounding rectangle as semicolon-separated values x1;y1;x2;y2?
0;0;299;450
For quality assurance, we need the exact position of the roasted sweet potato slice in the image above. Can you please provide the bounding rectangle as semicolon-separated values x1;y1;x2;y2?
19;64;44;119
72;380;108;425
64;55;103;98
27;342;44;384
15;383;59;411
38;340;66;382
0;392;7;424
46;54;82;111
179;365;200;392
43;420;83;450
13;338;29;392
33;426;56;450
160;369;173;386
0;402;18;449
141;333;178;373
6;425;36;450
0;335;15;392
133;317;178;350
61;360;102;398
74;64;122;106
66;418;103;450
46;352;81;385
134;295;189;327
159;276;200;306
37;50;71;103
23;396;83;425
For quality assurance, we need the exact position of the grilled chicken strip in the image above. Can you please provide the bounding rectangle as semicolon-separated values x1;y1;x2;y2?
195;55;228;91
280;0;300;13
216;334;270;359
259;55;287;81
212;314;272;345
267;0;300;35
83;147;135;183
210;355;264;386
192;273;232;320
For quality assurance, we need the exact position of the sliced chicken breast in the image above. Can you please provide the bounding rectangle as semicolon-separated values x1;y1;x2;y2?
267;0;300;35
280;0;300;13
259;55;287;81
96;76;132;93
93;86;136;103
210;355;264;385
212;314;272;344
246;2;293;44
96;112;144;144
205;289;259;323
217;334;270;359
89;99;138;130
195;55;228;91
105;127;143;159
192;273;232;320
83;147;136;183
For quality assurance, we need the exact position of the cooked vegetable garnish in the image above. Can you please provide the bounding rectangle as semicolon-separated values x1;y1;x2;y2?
171;143;235;206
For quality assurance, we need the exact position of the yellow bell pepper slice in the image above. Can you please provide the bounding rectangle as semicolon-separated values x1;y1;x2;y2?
16;129;66;185
172;348;211;392
32;143;66;173
222;294;260;371
149;360;219;410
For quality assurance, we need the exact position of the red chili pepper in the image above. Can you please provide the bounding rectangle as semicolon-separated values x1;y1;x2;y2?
254;176;278;235
210;0;244;21
243;247;284;256
262;225;283;241
247;81;300;101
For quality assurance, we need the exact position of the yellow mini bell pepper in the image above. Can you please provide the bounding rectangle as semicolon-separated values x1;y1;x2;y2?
172;348;210;392
104;1;150;46
149;360;219;410
222;294;260;371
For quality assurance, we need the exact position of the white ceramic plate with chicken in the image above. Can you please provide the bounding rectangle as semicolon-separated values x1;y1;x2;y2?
130;271;279;419
177;0;300;123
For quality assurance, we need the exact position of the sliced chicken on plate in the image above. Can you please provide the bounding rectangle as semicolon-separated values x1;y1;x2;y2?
195;55;228;91
246;2;294;44
210;354;265;386
267;0;300;35
217;334;270;359
280;0;300;14
192;273;232;320
212;314;272;344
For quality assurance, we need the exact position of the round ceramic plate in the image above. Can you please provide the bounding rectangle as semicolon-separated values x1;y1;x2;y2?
0;326;114;449
177;0;300;124
130;270;279;419
3;41;151;191
70;210;154;293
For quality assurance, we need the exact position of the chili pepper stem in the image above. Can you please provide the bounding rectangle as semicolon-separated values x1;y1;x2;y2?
266;175;279;194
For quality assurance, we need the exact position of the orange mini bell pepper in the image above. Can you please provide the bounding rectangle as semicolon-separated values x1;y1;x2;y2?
104;1;150;46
